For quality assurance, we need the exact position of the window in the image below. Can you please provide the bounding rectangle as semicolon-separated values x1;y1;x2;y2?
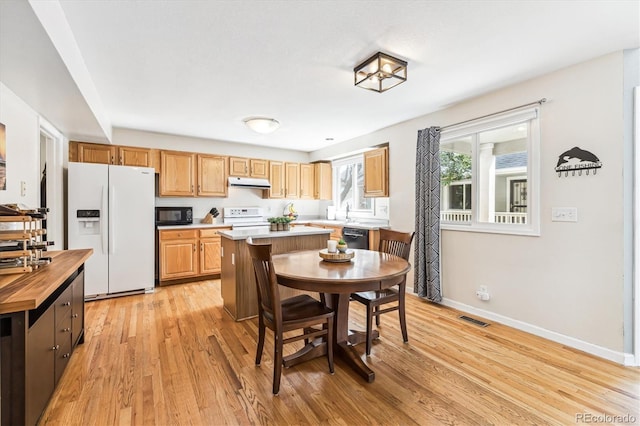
440;107;540;235
333;154;373;215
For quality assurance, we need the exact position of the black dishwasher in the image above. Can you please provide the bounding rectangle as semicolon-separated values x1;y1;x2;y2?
342;227;369;249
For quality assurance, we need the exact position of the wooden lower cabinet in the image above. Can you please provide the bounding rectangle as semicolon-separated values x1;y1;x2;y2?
158;227;230;284
309;223;343;241
2;267;85;426
199;229;224;275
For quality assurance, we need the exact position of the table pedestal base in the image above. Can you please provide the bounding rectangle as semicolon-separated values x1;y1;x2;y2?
281;331;377;383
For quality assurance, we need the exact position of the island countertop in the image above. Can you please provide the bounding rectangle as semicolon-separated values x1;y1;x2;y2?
0;249;93;314
219;225;332;241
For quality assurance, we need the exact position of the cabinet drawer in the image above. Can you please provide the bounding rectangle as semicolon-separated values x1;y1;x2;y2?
160;229;198;240
199;227;230;238
55;285;73;327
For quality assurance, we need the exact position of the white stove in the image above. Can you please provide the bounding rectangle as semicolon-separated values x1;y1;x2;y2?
223;207;270;233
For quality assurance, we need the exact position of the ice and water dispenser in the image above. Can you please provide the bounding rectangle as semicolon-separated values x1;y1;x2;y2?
75;209;101;235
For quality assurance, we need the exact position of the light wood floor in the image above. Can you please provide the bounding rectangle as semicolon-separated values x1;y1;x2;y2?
41;279;639;425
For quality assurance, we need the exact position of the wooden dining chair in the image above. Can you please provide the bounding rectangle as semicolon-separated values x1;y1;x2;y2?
350;228;414;356
247;238;335;395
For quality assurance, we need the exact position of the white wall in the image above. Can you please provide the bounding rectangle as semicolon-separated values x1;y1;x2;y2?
312;51;632;360
0;83;40;207
112;128;329;220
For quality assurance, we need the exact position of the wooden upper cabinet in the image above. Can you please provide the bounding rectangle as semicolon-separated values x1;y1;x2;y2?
159;151;196;197
364;146;389;197
230;157;269;178
229;157;250;177
314;162;332;200
250;159;268;179
299;163;315;200
197;155;228;197
117;146;151;167
73;142;116;165
284;162;300;199
267;161;285;198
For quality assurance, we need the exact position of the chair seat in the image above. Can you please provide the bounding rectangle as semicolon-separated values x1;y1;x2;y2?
266;294;333;323
351;287;399;305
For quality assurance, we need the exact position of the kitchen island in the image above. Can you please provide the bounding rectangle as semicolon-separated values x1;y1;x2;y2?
219;226;331;320
0;249;93;426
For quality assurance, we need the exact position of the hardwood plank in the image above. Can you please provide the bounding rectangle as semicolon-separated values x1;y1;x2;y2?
41;279;640;425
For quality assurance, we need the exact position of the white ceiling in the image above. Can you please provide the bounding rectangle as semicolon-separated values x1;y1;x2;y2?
1;1;639;152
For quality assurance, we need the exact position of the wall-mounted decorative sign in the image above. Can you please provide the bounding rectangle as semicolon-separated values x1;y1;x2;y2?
555;146;602;177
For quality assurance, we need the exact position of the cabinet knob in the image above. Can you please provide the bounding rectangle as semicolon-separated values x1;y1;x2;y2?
193;244;196;252
52;345;60;351
63;327;71;332
63;301;71;307
63;353;70;358
120;156;123;165
72;313;79;318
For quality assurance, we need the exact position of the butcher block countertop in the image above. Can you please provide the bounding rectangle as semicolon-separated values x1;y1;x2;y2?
0;249;93;315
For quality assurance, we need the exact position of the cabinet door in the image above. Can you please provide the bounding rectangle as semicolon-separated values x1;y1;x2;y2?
159;151;196;196
200;237;222;274
249;159;269;178
364;146;389;197
198;155;228;197
26;306;55;426
314;162;332;200
118;146;152;167
160;239;198;279
284;162;300;199
299;163;315;200
71;270;85;347
229;157;250;177
268;161;285;198
75;142;116;165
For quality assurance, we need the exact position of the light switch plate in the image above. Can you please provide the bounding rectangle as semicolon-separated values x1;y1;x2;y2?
551;207;578;222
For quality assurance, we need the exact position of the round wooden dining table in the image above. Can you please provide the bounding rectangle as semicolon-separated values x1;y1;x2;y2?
271;248;411;383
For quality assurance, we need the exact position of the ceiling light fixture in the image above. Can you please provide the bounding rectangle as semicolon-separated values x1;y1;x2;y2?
243;117;280;134
354;51;407;93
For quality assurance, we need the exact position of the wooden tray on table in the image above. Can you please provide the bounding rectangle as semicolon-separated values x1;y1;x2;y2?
318;249;355;263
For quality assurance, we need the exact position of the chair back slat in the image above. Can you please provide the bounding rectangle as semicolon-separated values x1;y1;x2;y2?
378;229;414;261
247;240;281;322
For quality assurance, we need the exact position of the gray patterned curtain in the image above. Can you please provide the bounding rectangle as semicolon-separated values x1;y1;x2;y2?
414;127;442;301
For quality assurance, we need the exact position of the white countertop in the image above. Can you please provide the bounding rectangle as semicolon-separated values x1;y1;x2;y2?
295;219;389;231
157;222;231;230
219;225;332;240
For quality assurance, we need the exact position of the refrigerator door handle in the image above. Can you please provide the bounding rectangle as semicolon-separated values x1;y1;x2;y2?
102;185;108;255
109;185;115;255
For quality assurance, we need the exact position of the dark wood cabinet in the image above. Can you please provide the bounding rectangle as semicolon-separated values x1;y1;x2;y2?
2;266;85;426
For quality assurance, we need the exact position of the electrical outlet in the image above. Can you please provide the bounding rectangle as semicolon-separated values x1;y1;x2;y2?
20;181;26;197
476;285;490;301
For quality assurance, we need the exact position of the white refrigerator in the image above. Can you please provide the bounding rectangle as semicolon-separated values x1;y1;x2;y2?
68;162;155;299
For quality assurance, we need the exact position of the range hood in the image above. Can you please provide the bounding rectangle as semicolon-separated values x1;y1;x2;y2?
228;176;271;189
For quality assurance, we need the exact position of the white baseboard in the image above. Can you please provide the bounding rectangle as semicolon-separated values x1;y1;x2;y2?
441;298;635;366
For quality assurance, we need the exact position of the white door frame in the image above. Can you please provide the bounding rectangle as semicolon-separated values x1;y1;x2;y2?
39;118;63;251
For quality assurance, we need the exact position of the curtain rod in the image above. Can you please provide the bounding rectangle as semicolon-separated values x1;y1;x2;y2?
437;98;547;131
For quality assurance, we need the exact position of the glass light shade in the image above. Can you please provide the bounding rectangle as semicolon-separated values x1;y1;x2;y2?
354;51;407;93
243;117;280;134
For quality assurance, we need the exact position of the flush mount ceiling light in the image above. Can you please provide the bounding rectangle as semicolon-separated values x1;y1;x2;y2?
354;51;407;93
243;117;280;134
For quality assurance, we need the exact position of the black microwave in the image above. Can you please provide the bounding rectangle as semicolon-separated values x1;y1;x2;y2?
155;206;193;226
